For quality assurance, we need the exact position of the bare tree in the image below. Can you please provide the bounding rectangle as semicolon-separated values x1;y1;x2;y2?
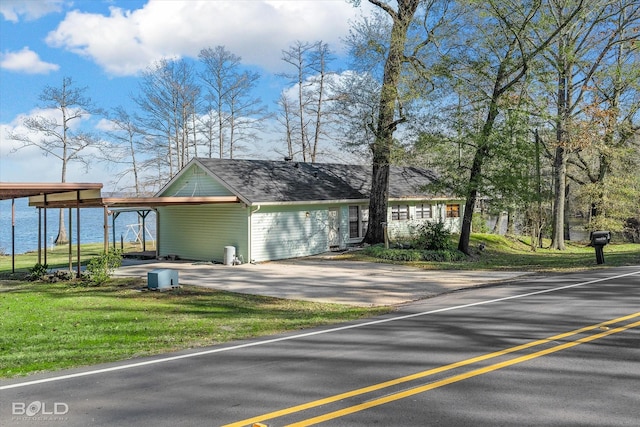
9;76;100;244
199;46;239;159
199;46;267;159
278;41;335;162
276;92;297;159
226;70;268;159
103;106;147;196
134;58;199;178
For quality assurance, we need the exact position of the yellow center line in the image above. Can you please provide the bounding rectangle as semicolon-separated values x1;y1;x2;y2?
288;319;640;427
222;312;640;427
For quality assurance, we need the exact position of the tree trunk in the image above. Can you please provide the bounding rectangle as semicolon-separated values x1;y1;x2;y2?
506;207;515;236
551;33;569;250
55;209;68;245
363;0;419;244
365;145;392;244
56;146;69;245
458;156;482;254
458;96;500;254
492;212;504;234
550;145;567;249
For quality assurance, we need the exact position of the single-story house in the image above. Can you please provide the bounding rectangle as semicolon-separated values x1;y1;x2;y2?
154;158;464;263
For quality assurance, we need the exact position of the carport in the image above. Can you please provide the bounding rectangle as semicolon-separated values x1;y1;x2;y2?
1;182;240;276
0;182;104;275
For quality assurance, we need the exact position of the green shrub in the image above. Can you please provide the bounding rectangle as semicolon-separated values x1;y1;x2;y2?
28;263;48;281
414;221;453;251
472;213;490;233
85;250;123;285
363;244;466;262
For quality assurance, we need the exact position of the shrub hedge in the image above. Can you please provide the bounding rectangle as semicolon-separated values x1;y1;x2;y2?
363;244;466;262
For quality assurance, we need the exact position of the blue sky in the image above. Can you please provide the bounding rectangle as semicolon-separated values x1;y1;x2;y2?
0;0;374;188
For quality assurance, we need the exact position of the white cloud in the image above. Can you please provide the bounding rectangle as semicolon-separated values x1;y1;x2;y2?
95;118;117;132
0;0;64;22
45;0;372;76
0;47;60;74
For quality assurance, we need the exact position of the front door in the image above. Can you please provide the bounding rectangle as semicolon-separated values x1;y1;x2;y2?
328;208;341;250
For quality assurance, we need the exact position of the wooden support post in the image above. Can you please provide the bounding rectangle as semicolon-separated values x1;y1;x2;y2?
76;191;81;278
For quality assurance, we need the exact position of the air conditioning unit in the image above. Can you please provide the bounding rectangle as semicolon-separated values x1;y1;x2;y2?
147;269;179;290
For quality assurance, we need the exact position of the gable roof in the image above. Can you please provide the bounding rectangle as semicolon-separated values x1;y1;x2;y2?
179;158;452;205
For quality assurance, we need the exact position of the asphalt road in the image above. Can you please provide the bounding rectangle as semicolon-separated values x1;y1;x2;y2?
2;266;639;426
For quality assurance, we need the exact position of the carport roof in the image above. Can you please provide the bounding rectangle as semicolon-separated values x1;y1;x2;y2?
0;182;239;208
27;195;240;209
0;182;103;201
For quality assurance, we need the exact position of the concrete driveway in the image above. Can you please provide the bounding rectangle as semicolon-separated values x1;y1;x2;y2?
113;255;528;306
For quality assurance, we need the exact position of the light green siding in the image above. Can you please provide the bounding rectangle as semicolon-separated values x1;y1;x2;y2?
158;204;248;262
160;165;233;197
250;205;334;262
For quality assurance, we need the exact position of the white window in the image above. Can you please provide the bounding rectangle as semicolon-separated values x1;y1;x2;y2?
415;204;432;219
349;206;368;238
391;205;409;221
446;204;460;218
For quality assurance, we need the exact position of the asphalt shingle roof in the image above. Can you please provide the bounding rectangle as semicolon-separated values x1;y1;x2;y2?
195;158;445;204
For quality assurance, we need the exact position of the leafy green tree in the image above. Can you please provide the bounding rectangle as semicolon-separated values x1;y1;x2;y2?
566;1;640;233
452;0;585;255
534;0;638;249
349;0;454;244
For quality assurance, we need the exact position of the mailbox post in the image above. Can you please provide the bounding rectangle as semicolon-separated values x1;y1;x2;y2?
590;231;611;265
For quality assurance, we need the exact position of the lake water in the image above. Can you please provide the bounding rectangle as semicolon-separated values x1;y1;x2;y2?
0;198;156;255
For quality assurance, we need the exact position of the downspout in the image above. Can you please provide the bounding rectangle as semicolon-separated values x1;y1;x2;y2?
249;204;261;264
153;208;159;259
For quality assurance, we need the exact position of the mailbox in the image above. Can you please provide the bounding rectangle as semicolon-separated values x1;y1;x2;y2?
590;231;611;246
590;231;611;265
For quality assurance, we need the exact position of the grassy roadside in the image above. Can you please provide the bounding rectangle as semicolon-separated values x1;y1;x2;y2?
0;279;389;378
343;234;640;272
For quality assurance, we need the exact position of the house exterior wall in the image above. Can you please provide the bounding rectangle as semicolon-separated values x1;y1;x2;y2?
155;200;463;263
157;204;249;262
386;201;464;241
154;163;465;262
250;204;338;263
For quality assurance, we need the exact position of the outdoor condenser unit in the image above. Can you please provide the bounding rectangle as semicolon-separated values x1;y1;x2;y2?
147;269;179;290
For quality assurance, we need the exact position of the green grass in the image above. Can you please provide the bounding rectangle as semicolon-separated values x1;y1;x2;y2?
346;233;640;272
0;242;139;277
0;279;389;378
466;234;640;271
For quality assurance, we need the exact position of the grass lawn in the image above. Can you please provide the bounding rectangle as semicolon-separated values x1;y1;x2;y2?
465;234;640;271
0;279;389;378
0;242;140;276
346;234;640;272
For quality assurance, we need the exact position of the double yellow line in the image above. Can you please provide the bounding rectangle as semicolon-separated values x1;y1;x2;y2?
223;312;640;427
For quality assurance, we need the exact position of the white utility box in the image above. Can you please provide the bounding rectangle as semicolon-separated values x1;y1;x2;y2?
147;269;179;290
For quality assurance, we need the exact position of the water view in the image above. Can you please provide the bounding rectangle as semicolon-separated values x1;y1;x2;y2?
0;198;156;255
